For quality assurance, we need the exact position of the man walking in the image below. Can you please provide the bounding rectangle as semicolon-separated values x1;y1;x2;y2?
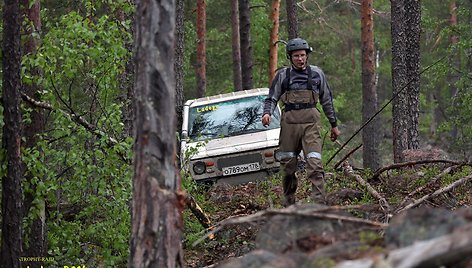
262;38;341;206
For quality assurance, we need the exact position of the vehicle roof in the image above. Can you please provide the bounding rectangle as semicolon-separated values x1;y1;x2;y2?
184;88;269;107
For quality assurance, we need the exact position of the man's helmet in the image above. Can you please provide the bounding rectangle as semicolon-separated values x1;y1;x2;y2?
286;38;313;58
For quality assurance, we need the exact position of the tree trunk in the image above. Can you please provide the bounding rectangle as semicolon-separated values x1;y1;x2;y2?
20;0;47;261
405;0;421;151
118;1;136;137
361;0;381;171
196;0;206;97
391;0;421;163
286;0;298;39
130;0;184;267
1;0;23;267
268;0;281;85
231;0;242;92
175;0;185;154
239;0;253;90
447;0;459;141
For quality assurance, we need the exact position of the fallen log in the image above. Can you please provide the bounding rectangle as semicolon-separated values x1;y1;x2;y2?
395;166;453;211
396;174;472;214
193;204;388;246
342;162;390;212
185;194;212;229
370;159;466;180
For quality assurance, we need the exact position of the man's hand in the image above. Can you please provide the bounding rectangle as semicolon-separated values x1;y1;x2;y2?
330;127;341;141
262;113;271;127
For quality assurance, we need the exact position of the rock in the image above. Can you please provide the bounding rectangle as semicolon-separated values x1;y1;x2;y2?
216;249;298;268
256;204;357;254
385;207;470;249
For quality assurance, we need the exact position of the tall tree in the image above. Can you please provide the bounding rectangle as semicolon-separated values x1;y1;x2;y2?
286;0;298;39
175;0;185;144
1;0;23;267
446;0;459;140
239;0;253;90
231;0;242;91
391;0;421;163
361;0;381;170
118;0;136;137
196;0;206;97
130;0;184;267
20;0;47;261
268;0;281;85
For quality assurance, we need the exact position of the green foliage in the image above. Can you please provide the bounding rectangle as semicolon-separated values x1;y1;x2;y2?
421;2;472;154
17;1;135;266
1;0;470;266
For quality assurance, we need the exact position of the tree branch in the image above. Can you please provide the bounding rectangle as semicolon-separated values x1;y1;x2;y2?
334;143;362;170
342;162;390;212
193;204;388;246
20;91;119;146
371;160;468;180
396;174;472;214
395;166;454;210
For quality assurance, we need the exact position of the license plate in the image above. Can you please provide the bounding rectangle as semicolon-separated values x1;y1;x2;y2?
222;162;260;176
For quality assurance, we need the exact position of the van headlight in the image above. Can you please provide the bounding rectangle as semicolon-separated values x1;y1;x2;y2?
193;161;206;175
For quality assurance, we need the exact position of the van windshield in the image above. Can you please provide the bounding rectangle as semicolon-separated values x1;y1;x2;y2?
188;95;281;141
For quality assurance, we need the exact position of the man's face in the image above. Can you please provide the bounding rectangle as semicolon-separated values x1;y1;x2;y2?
290;49;308;70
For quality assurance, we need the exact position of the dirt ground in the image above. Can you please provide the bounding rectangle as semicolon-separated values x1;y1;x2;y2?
183;163;472;267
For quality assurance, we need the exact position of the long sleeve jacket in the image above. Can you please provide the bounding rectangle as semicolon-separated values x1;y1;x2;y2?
263;65;338;128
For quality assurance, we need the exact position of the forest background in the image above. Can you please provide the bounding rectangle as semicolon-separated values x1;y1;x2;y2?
0;0;471;267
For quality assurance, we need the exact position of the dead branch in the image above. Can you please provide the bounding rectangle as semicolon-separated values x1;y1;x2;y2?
185;194;211;229
21;91;119;146
395;166;454;210
193;205;388;246
396;174;472;214
334;143;362;170
342;162;390;212
370;159;465;180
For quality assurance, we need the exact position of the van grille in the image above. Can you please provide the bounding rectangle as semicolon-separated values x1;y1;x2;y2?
217;153;262;169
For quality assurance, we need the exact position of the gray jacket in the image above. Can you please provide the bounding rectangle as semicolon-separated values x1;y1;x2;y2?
263;65;338;127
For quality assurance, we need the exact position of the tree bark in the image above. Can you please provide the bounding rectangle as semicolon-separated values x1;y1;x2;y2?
231;0;242;92
405;0;421;151
175;0;185;154
239;0;253;90
285;0;298;39
391;0;421;163
130;0;184;267
447;0;459;141
361;0;381;171
268;0;281;85
1;0;23;267
20;0;47;261
196;0;206;97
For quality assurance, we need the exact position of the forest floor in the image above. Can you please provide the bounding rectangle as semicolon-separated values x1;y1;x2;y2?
183;161;472;268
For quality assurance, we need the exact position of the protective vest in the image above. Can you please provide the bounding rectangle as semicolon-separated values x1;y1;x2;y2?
280;67;320;124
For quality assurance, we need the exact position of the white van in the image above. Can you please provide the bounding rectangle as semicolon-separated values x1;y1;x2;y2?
180;88;281;184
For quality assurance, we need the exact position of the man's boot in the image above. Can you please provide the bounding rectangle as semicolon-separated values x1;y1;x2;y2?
283;194;296;207
283;173;297;207
310;179;326;204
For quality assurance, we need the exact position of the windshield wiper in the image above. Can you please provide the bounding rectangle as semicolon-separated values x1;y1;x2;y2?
227;128;261;136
